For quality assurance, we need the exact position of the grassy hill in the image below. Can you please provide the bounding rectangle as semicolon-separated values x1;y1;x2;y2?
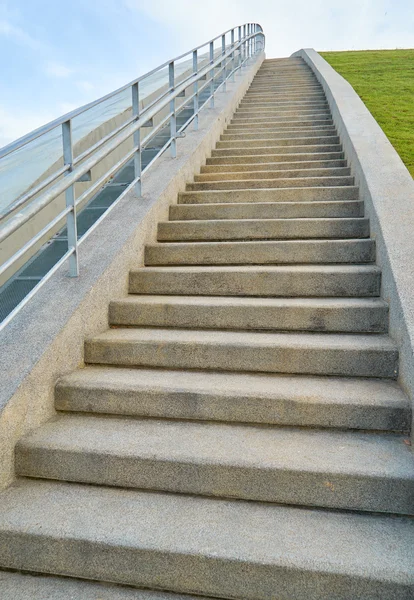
320;49;414;177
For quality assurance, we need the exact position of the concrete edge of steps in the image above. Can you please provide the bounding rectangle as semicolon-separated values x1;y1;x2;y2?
0;480;413;600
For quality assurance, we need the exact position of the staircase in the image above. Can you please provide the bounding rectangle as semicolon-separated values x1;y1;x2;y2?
0;57;413;599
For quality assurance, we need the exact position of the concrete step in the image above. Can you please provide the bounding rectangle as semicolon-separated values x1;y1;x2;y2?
216;136;340;149
16;416;413;513
84;328;398;378
222;129;337;140
0;571;211;600
55;366;410;432
244;91;326;100
211;145;342;157
170;201;365;221
248;83;322;91
129;265;381;298
110;296;387;333
157;217;368;242
233;107;330;116
201;159;347;172
144;239;375;266
239;99;328;107
179;187;359;205
2;480;412;599
231;113;332;124
186;176;354;191
206;152;346;165
226;120;333;130
194;167;351;181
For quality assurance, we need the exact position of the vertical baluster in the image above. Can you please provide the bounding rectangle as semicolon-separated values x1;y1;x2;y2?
209;41;214;108
131;82;142;196
238;25;242;71
221;34;226;92
193;49;199;130
243;24;246;67
231;28;235;82
169;61;176;158
62;120;78;277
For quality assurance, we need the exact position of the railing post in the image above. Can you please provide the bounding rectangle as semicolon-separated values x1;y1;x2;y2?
231;28;235;82
169;61;177;158
193;49;199;130
131;82;142;196
209;41;214;108
242;24;246;67
62;119;78;277
221;34;226;92
238;26;242;71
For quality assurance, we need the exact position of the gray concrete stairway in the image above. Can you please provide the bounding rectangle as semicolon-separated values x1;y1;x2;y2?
1;57;413;600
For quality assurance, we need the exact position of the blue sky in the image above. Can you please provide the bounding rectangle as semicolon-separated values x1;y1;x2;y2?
0;0;413;147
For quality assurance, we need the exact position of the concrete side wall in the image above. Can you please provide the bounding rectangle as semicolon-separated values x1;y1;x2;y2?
0;54;264;489
292;49;414;434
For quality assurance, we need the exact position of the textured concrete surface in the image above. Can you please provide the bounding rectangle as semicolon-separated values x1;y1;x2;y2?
16;415;414;513
0;571;207;600
1;55;413;598
55;367;410;431
129;264;381;297
0;55;264;488
157;217;368;241
144;239;375;266
186;175;353;191
84;328;399;377
0;480;412;600
178;186;359;203
170;200;364;220
293;49;414;436
109;296;388;333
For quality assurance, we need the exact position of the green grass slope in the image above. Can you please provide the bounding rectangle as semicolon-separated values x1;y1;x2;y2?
320;50;414;177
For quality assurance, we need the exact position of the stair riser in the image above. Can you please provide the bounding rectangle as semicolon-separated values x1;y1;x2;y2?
234;108;330;116
245;92;325;100
201;160;346;172
16;443;411;514
211;146;342;157
179;187;359;204
55;372;409;432
144;240;375;266
222;129;335;140
186;176;353;191
249;84;322;90
239;100;329;107
232;114;332;124
206;152;345;165
216;137;339;149
84;337;398;378
194;168;351;181
157;218;369;241
169;201;365;220
110;300;387;333
129;268;380;298
226;121;333;130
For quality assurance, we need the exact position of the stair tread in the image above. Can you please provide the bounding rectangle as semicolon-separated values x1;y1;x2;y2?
17;414;414;482
87;327;397;351
0;479;412;598
57;366;409;413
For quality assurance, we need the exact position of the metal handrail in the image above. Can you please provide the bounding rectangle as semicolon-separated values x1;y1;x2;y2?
0;23;264;330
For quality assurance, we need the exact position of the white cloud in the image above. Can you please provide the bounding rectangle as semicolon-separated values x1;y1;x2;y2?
0;17;43;50
44;61;74;78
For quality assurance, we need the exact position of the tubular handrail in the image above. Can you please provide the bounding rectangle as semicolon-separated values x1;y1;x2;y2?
0;24;263;160
0;22;264;331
